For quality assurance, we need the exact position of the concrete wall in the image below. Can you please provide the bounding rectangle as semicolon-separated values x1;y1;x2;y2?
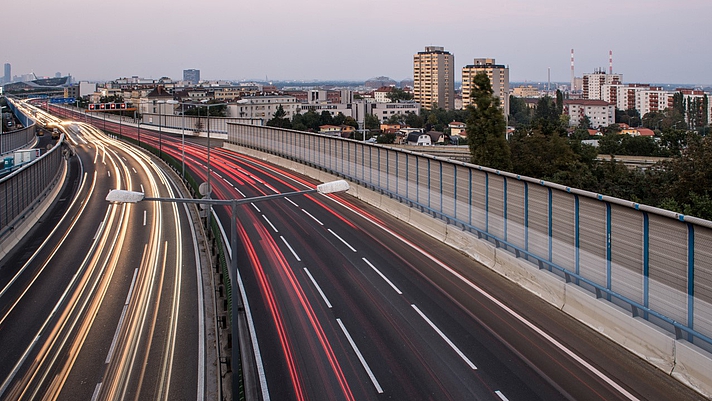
224;142;712;398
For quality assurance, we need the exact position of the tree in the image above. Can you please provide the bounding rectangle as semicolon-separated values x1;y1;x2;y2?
508;95;533;127
385;88;414;102
364;114;380;130
466;72;512;171
266;105;291;129
319;110;334;126
405;112;424;128
386;114;404;125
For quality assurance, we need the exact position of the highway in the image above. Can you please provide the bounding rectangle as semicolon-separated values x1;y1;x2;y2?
0;107;207;400
44;106;706;400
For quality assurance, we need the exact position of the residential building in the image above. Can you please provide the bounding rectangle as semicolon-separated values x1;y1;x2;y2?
374;86;394;103
372;101;420;123
635;88;674;117
64;82;97;99
583;69;622;100
462;58;510;116
183;69;200;85
448;121;466;136
563;99;615;127
413;46;454;110
512;85;539;98
229;95;300;120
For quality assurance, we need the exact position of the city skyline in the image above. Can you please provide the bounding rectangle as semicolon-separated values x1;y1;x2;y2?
3;0;710;85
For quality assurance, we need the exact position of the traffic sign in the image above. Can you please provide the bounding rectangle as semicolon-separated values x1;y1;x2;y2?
49;97;76;104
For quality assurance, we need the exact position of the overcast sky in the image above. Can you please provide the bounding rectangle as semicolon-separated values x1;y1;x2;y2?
4;0;710;85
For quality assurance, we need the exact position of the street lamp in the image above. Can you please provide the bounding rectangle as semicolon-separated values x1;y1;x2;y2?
106;179;350;400
201;102;227;229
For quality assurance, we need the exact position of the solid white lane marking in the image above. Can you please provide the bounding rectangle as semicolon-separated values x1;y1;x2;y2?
362;258;402;295
93;221;105;240
251;203;261;213
262;215;278;233
328;229;357;252
107;268;138;364
280;236;301;262
411;304;477;370
495;390;509;400
336;319;383;393
304;268;332;308
285;198;299;207
91;383;102;401
301;209;323;226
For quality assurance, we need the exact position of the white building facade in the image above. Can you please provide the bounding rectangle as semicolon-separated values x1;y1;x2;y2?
563;99;615;127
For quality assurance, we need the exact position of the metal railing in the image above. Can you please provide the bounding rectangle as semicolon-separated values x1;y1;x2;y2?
226;123;712;353
0;135;65;241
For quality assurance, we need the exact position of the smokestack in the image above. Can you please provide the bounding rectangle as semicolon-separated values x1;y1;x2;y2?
571;48;575;92
609;50;613;74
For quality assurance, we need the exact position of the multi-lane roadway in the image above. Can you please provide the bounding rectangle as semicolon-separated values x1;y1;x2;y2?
7;105;705;400
0;107;208;400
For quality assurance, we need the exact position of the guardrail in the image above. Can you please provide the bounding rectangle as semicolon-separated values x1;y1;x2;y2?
2;100;37;155
0;122;64;244
226;123;712;353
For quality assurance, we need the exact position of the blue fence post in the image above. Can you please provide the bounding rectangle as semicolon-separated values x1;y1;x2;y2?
574;195;580;282
548;188;553;270
503;177;508;243
606;203;612;299
643;212;650;319
688;223;695;342
485;173;489;233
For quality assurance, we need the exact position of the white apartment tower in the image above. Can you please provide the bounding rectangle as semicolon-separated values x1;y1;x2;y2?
583;69;622;100
413;46;454;110
461;58;510;116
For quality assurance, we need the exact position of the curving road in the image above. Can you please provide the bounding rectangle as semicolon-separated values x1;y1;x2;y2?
0;105;207;400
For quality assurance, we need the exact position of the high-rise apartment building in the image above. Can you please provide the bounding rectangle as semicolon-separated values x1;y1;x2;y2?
183;69;200;85
461;58;510;116
583;69;622;100
3;63;10;84
413;46;454;110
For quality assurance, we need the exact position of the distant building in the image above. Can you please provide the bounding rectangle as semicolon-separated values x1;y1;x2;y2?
365;76;396;89
563;99;615;128
462;58;510;116
583;70;622;100
372;102;420;123
512;85;539;98
3;63;10;84
64;82;97;99
413;46;454;110
374;86;394;103
183;69;201;85
229;95;300;120
448;121;466;136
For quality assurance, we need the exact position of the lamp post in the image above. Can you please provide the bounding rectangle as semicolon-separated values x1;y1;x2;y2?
202;102;227;229
106;179;350;400
135;109;141;148
158;101;163;159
